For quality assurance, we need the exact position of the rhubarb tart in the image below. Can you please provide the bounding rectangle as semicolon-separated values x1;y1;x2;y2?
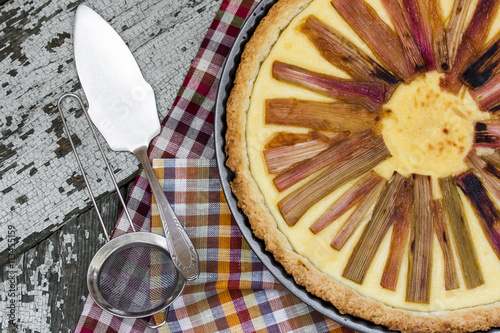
225;0;500;331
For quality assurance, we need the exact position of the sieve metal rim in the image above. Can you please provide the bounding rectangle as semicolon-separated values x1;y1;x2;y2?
87;232;186;319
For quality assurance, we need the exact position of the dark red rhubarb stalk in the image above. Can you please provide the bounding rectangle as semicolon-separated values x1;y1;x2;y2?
330;0;411;82
401;0;435;71
310;171;382;234
264;132;348;174
301;15;400;87
273;130;375;192
441;0;500;94
470;73;500;110
474;120;500;147
428;0;449;72
265;98;380;132
381;0;426;74
272;61;386;110
380;177;413;291
439;177;484;289
431;199;460;290
278;137;391;226
343;172;408;284
455;171;500;260
446;0;473;64
461;33;500;88
406;175;433;304
331;179;385;250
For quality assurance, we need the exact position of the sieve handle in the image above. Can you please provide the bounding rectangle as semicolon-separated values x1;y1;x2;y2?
134;146;200;281
57;93;137;236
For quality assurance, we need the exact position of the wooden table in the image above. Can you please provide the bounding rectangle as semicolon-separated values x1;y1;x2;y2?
0;0;221;330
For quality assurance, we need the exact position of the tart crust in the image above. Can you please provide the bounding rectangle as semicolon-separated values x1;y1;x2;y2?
224;0;500;331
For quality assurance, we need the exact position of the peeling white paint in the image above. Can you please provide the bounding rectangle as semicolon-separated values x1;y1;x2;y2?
62;233;77;264
0;242;62;332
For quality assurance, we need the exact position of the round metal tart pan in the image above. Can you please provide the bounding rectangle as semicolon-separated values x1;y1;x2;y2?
213;1;499;332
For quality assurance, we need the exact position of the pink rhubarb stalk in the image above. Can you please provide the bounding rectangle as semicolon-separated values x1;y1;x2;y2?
400;0;435;70
273;130;375;192
310;171;382;234
331;179;386;250
431;199;460;290
264;132;348;174
330;0;411;82
381;0;426;74
380;177;413;291
272;61;386;110
470;73;500;111
278;136;391;226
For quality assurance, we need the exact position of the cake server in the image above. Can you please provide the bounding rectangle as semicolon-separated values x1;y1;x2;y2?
73;4;199;281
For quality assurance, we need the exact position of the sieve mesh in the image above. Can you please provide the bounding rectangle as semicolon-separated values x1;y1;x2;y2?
99;245;179;314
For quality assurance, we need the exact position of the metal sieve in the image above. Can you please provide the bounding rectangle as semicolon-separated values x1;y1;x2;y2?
57;93;185;328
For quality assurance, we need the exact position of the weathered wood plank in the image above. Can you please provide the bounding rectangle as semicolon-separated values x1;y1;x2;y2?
0;187;128;332
0;0;221;263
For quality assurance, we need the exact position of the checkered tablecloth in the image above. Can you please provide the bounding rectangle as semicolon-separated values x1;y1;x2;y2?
75;0;354;331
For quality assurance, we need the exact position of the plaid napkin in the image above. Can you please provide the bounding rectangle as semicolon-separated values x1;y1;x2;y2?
75;0;355;331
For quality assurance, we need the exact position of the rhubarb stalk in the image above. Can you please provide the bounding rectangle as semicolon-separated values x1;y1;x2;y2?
381;0;426;74
301;15;400;87
461;33;500;88
278;136;391;226
401;0;435;71
481;149;500;169
264;132;348;174
265;98;380;132
380;177;413;291
441;0;500;94
343;172;408;284
431;199;460;290
331;179;385;250
272;61;386;110
310;171;383;234
474;120;500;147
455;171;500;260
428;0;449;72
470;73;500;111
406;175;433;304
273;130;375;192
446;0;473;64
330;0;411;82
466;150;500;202
439;177;484;289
